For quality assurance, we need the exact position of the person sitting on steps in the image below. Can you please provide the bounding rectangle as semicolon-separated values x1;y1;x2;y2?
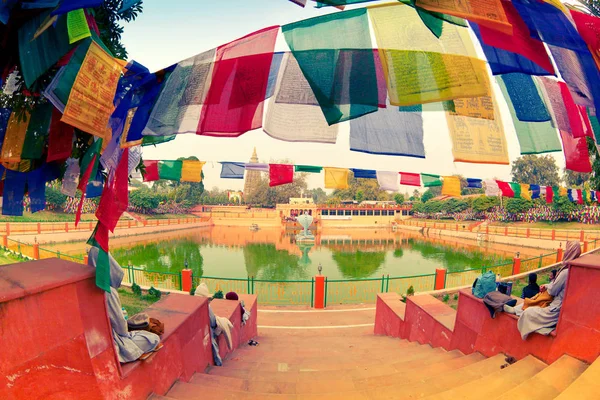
521;273;540;299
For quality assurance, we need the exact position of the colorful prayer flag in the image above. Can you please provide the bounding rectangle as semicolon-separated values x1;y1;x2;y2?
269;164;294;187
324;167;350;190
546;186;554;204
66;9;91;44
295;165;323;173
577;189;584;205
421;174;442;187
520;184;532;201
484;180;499;196
496;181;514;197
0;112;30;162
220;162;245;179
47;107;74;162
95;149;129;233
143;160;159;182
442;176;461;197
376;171;399;192
510;182;521;198
351;169;377;179
181;160;205;183
467;178;482;189
400;172;420;187
530;185;540;199
158;160;183;181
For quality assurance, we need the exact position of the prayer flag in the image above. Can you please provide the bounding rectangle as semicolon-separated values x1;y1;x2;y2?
87;221;109;254
143;160;159;182
496;181;514;197
62;41;123;139
400;172;420;187
484;180;499;196
220;162;245;179
421;174;442;187
269;164;294;187
500;73;550;122
520;184;532;201
66;9;91;44
577;189;584;205
22;102;52;160
351;169;377;179
324;167;350;190
560;187;568;197
568;189;575;203
199;27;279;136
27;167;47;213
158;160;183;181
245;163;270;172
181;160;205;183
295;165;323;173
510;183;521;198
415;0;511;34
570;10;600;69
47;107;74;162
376;171;399;192
559;129;592;173
530;185;541;200
96;149;129;232
61;158;79;197
0;112;30;162
546;186;553;204
86;169;104;199
467;178;482;189
3;170;26;216
442;176;461;197
592;191;598;202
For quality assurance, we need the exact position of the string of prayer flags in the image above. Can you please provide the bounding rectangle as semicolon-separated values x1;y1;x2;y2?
47;108;74;162
546;186;554;204
415;0;511;34
180;160;205;183
400;172;420;187
559;129;592;173
220;162;246;179
324;167;350;190
496;181;514;198
369;3;490;107
3;169;26;216
22;103;53;160
143;160;159;182
264;53;339;144
421;173;442;187
19;12;74;88
510;182;521;198
467;178;482;189
560;186;568;197
577;189;584;205
158;160;183;181
349;103;425;157
66;9;91;44
376;171;399;192
245;163;270;172
520;184;532;201
570;10;600;69
96;149;129;233
199;27;279;136
27;167;47;213
52;0;104;16
269;164;294;187
496;76;561;155
282;9;379;124
500;74;550;122
351;169;377;179
0;112;30;163
441;176;461;197
295;165;322;173
530;184;541;199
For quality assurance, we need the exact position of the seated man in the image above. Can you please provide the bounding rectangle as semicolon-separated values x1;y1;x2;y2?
521;273;540;299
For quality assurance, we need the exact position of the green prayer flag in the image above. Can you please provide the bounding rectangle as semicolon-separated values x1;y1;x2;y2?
421;173;442;187
80;138;103;178
21;102;52;160
142;134;176;147
96;247;111;293
67;9;92;44
53;39;93;106
416;7;443;38
553;186;560;200
159;160;183;181
295;165;323;173
510;182;521;198
587;108;600;144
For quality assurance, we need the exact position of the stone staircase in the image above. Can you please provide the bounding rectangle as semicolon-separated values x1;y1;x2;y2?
148;333;597;399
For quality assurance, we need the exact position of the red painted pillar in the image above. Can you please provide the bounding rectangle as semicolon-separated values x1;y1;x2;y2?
314;276;325;309
5;223;9;236
552;230;556;241
580;230;585;241
526;228;530;238
2;235;7;247
37;223;41;234
584;241;589;253
33;243;39;260
512;255;521;275
434;269;446;290
83;255;88;265
557;247;563;262
65;222;69;233
181;269;193;293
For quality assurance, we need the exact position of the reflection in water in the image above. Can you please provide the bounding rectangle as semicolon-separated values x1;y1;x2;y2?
109;226;517;280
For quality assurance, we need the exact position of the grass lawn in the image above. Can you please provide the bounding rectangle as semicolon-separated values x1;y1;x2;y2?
0;211;98;222
145;213;198;220
118;288;162;316
0;251;23;265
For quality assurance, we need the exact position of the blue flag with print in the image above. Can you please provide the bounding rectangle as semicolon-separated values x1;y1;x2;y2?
467;178;482;189
351;169;377;179
220;162;246;179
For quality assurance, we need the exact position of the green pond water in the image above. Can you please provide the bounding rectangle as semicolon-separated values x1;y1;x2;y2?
110;227;515;281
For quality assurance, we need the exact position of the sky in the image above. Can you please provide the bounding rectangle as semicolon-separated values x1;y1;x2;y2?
120;0;567;194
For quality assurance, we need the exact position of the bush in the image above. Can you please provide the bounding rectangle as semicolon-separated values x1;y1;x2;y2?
46;186;67;210
213;290;224;299
472;196;500;212
400;285;415;303
190;283;197;296
442;294;450;303
148;286;162;299
505;198;533;214
442;198;469;214
421;190;435;203
131;283;142;296
129;188;165;213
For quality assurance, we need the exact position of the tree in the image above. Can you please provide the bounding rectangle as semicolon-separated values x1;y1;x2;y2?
331;172;391;201
564;168;591;187
305;188;327;204
553;195;578;214
510;155;560;186
355;190;364;203
394;193;405;205
442;198;469;213
472;196;500;212
421;190;435;203
129;188;165;213
46;186;67;211
245;171;308;207
505;198;533;214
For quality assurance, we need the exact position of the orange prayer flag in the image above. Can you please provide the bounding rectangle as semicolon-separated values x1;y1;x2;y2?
180;160;206;183
324;167;350;190
0;113;30;163
441;176;461;197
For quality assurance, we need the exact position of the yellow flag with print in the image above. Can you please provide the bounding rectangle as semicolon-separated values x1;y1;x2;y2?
324;167;349;190
0;112;30;162
520;184;532;200
441;176;461;197
181;160;206;183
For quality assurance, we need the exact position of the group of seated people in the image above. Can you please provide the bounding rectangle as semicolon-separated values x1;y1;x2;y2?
481;241;581;340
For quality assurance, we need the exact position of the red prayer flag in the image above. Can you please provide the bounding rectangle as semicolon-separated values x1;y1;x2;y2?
269;164;294;187
47;108;74;162
559;129;592;173
143;160;160;182
400;172;421;187
496;180;515;197
545;186;553;204
479;1;555;75
198;26;279;137
75;154;96;226
570;10;600;69
578;105;595;139
577;189;584;205
96;149;129;232
560;82;586;138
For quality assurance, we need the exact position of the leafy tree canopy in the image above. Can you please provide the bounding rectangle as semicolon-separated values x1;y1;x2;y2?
511;155;561;187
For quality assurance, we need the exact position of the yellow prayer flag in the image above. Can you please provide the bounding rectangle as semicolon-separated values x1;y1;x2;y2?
181;160;206;183
0;113;29;163
559;187;568;196
324;167;349;190
520;184;532;201
441;176;461;197
62;41;124;140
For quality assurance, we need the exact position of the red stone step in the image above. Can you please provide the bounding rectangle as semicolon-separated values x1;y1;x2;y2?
496;354;588;400
423;355;547;399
